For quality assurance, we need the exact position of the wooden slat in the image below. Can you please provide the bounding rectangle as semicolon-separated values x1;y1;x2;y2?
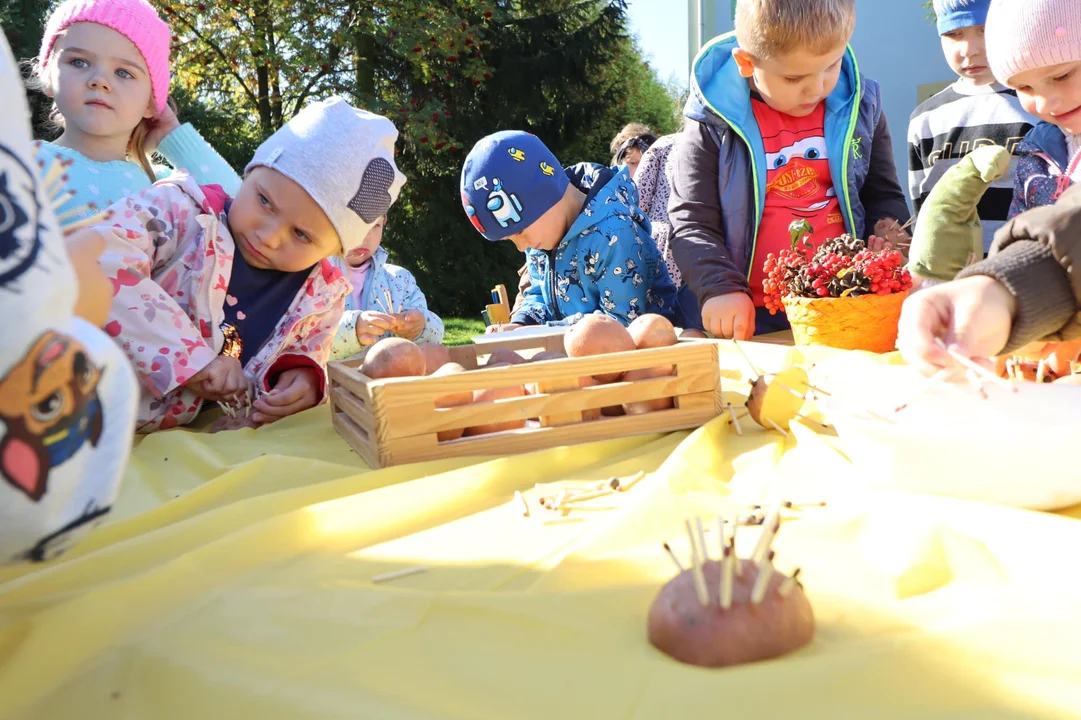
673;390;717;413
329;387;378;436
328;363;373;403
535;376;582;427
380;370;717;440
382;403;717;467
331;412;380;469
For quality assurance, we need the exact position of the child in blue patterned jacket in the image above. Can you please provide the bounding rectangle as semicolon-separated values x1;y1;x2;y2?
460;131;678;330
329;215;444;361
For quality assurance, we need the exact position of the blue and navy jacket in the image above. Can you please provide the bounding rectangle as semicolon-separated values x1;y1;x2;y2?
669;32;910;306
1008;122;1077;219
512;165;679;327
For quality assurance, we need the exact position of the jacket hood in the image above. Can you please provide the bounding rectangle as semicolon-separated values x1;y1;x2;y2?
561;166;650;246
1017;122;1070;171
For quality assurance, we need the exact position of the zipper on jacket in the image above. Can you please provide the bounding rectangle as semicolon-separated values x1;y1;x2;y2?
838;48;862;235
547;248;563;321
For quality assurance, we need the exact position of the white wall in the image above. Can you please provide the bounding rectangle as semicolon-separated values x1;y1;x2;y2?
699;0;954;209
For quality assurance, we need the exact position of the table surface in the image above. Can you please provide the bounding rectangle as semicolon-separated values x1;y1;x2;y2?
1;339;1079;719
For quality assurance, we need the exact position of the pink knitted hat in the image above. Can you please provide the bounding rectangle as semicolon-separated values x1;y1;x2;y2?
986;0;1081;85
38;0;171;113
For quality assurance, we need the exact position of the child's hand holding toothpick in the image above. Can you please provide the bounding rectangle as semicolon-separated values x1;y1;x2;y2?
355;311;396;345
392;308;426;340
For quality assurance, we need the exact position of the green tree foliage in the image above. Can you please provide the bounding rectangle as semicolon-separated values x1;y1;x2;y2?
2;0;56;132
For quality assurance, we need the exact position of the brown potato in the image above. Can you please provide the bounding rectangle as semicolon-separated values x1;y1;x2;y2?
485;349;527;367
628;314;678;349
647;559;814;668
563;314;636;383
621;365;675;415
464;384;528;435
531;350;568;363
678;328;709;340
418;343;452;375
745;367;809;430
431;362;472;441
361;337;425;379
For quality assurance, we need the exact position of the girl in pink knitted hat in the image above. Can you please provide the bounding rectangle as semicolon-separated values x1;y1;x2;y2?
984;0;1081;217
26;0;238;232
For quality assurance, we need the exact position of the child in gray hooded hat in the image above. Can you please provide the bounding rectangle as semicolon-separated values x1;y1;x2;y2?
83;96;406;433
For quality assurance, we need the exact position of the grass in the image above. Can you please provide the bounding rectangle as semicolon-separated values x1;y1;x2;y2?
443;317;487;346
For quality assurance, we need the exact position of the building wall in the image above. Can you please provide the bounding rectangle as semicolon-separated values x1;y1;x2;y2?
694;0;955;210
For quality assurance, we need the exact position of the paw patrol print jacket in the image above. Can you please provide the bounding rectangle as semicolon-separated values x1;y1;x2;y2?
512;166;679;327
0;33;138;564
95;172;349;433
329;246;445;361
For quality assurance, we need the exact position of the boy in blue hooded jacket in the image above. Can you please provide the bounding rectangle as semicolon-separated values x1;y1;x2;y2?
668;0;910;339
461;131;678;329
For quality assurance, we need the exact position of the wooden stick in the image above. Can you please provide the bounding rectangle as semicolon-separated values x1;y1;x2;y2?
732;524;742;577
695;517;709;564
934;338;1016;391
1037;359;1048;384
560;487;615;505
514;490;530;517
805;384;832;397
766;419;789;437
60;211;113;236
684;519;710;607
750;558;773;605
42;157;67;195
729;339;761;379
775;381;807;401
49;190;76;212
726;402;743;436
720;541;734;610
371;566;428;583
778;568;802;597
751;504;782;564
552;491;567;512
619;470;646;492
662;542;685;573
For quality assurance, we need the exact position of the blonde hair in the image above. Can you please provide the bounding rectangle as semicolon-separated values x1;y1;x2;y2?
734;0;856;59
23;53;162;183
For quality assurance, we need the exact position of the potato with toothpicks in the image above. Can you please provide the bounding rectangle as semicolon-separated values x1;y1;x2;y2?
745;367;810;430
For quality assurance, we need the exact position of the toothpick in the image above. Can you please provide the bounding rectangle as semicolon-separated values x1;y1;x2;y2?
55;202;98;224
60;211;113;235
42;157;66;195
552;490;567;512
49;190;76;212
778;568;802;597
695;517;709;564
720;544;734;610
730;339;761;379
805;384;832;397
732;525;742;577
934;338;1016;392
775;382;807;401
726;402;743;436
1037;359;1048;384
619;470;646;492
766;418;789;437
750;557;773;605
514;490;530;517
371;566;428;584
662;542;685;573
684;519;710;607
560;487;615;504
751;504;782;564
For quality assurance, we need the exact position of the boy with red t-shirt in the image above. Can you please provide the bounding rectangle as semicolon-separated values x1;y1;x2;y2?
668;0;910;338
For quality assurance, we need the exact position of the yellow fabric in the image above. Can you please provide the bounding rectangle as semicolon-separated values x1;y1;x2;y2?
2;342;1081;719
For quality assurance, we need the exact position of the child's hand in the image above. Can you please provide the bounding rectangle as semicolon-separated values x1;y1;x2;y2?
65;228;112;327
486;323;523;334
701;292;755;340
392;309;426;340
355;311;395;345
144;100;182;152
187;356;248;401
897;275;1016;376
252;367;321;424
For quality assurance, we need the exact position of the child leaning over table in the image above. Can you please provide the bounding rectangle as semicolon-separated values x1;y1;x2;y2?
898;183;1081;375
329;214;444;361
89;96;406;433
668;0;910;340
461;131;679;330
0;31;138;564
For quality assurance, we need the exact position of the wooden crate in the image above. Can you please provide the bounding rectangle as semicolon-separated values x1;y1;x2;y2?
328;336;722;468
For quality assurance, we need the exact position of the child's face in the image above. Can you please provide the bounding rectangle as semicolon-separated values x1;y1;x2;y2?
228;167;342;272
940;25;994;86
344;215;386;267
45;23;156;141
623;148;644;179
732;40;849;117
1009;61;1081;135
506;202;565;253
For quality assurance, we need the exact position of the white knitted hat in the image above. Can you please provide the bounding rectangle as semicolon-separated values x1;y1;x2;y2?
246;97;407;255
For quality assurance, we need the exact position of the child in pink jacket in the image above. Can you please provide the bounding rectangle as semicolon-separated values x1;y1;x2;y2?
94;97;406;432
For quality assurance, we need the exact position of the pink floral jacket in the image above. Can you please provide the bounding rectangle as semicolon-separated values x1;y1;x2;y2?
97;173;348;432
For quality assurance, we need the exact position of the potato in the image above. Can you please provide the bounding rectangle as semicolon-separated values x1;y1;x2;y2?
361;337;425;379
431;362;472;441
464;384;528;435
531;350;568;363
563;314;636;383
622;365;675;415
678;328;709;340
628;314;678;349
419;343;452;375
485;349;527;367
746;367;809;430
647;559;814;668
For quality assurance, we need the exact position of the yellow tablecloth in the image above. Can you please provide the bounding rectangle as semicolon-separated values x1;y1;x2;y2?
2;341;1080;719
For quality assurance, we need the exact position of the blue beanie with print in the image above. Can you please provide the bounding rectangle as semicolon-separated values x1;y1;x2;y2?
932;0;991;35
460;130;569;242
